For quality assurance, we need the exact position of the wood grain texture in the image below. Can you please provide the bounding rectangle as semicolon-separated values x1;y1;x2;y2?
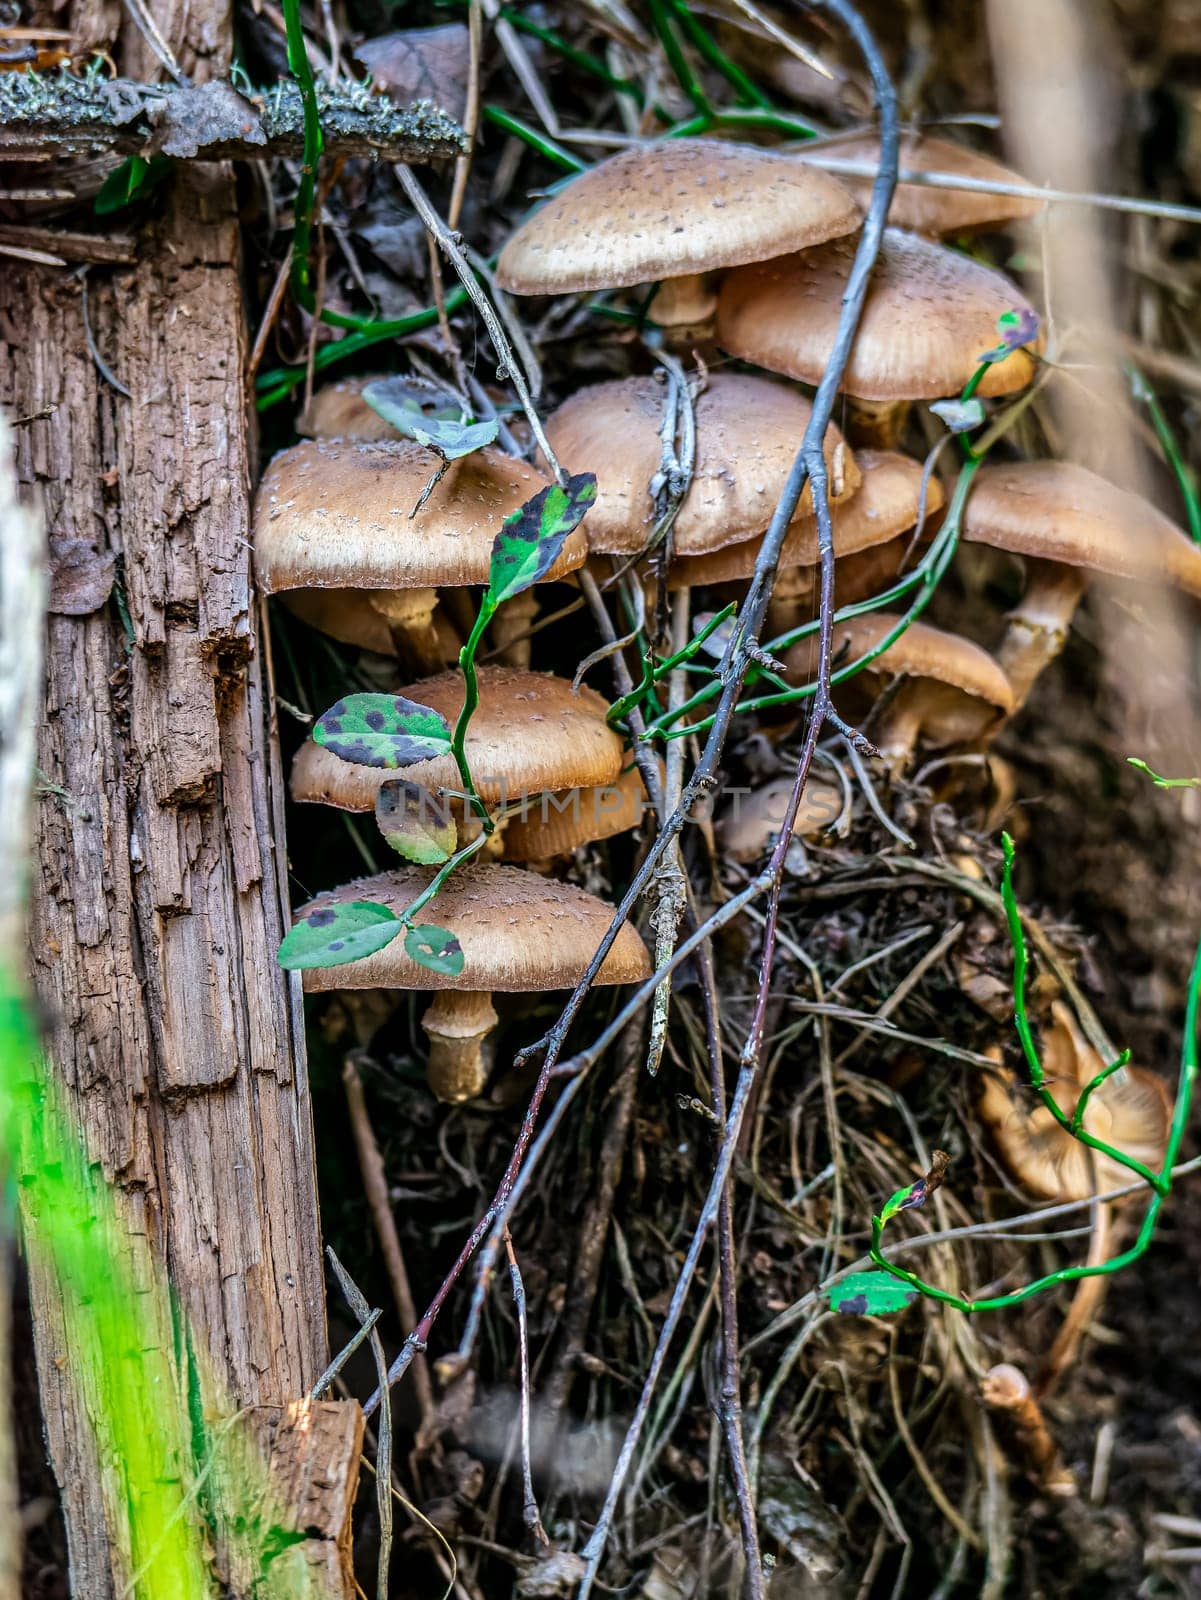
1;161;329;1596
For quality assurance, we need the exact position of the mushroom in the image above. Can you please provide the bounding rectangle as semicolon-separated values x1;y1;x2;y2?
785;614;1014;773
253;438;584;674
298;375;398;441
962;460;1201;709
542;373;858;559
802;131;1042;237
296;865;652;1102
496;139;861;329
717;776;846;863
663;451;944;641
500;762;653;866
980;1001;1171;1392
290;666;627;859
715;227;1042;446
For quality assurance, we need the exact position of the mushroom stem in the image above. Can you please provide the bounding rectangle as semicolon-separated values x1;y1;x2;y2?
650;271;719;328
489;588;539;670
368;587;447;675
868;681;928;773
764;562;817;641
995;558;1088;710
845;397;911;450
421;989;499;1103
980;1363;1076;1497
1037;1200;1114;1399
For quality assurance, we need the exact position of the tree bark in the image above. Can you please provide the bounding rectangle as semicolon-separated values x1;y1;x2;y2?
1;15;335;1587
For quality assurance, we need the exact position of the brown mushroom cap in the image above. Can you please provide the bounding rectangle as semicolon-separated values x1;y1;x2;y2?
963;461;1201;594
501;762;651;861
980;1002;1171;1199
716;228;1042;401
297;376;398;441
804;132;1043;236
667;449;941;588
254;438;583;592
819;612;1015;717
542;373;859;557
496;139;862;296
295;865;652;993
291;667;624;810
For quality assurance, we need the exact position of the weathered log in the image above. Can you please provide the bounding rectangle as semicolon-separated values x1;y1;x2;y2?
0;144;334;1600
0;70;464;164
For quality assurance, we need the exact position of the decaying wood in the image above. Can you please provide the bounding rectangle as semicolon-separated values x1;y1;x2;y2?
229;1401;364;1599
1;156;330;1597
0;71;464;163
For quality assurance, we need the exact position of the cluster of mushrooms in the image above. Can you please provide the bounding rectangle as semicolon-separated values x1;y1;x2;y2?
254;130;1192;1258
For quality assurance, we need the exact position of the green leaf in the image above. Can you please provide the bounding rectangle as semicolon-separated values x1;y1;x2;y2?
930;397;986;434
278;901;402;970
95;154;173;215
362;380;498;459
405;923;465;977
828;1270;920;1316
314;693;452;769
486;473;597;606
375;779;457;865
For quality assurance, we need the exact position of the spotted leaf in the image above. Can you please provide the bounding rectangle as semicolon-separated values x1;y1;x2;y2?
314;693;452;769
278;901;402;970
828;1270;919;1317
405;923;465;977
486;473;596;606
363;380;497;460
978;306;1041;365
375;779;457;865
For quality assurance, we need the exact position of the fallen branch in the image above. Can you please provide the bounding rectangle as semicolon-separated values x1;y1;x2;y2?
0;69;464;163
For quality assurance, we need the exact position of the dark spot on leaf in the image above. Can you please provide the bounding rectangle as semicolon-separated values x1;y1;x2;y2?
364;709;386;731
328;940;345;952
837;1295;869;1315
306;908;336;927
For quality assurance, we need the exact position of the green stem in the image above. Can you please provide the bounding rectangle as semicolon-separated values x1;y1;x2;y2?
481;106;586;172
397;829;493;927
665;106;818;141
1126;363;1201;543
281;0;323;312
649;0;712;115
1000;832;1166;1193
451;602;496;830
667;0;772;109
866;835;1201;1314
607;602;735;725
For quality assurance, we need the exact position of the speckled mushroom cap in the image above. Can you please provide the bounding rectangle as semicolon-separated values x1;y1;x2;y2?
295;865;652;993
297;377;398;441
980;1002;1171;1199
291;667;624;810
716;228;1042;401
667;450;941;587
804;132;1042;236
254;438;583;592
963;461;1201;593
812;613;1015;715
542;374;859;557
496;139;862;296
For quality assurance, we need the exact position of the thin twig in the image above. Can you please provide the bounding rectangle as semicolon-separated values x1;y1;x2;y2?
327;1249;393;1600
503;1230;548;1545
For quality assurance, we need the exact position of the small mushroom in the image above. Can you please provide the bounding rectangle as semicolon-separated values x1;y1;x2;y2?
543;372;858;559
296;865;651;1102
496;139;861;331
663;451;944;641
786;614;1014;773
803;131;1043;237
253;438;583;674
297;375;398;441
717;777;846;863
500;762;653;866
290;666;626;859
980;1363;1076;1496
962;460;1201;709
716;228;1042;447
980;1001;1171;1392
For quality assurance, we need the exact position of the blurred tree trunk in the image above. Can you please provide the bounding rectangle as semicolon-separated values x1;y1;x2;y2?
0;2;332;1594
0;413;44;1597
